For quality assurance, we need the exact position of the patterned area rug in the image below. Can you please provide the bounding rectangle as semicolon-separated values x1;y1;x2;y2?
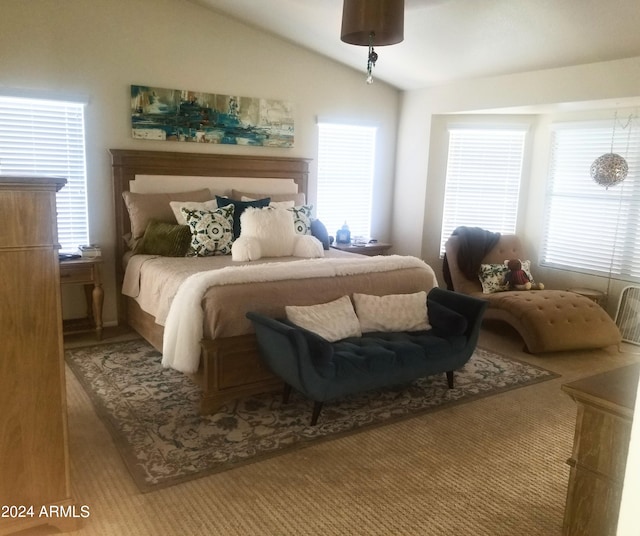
65;339;558;492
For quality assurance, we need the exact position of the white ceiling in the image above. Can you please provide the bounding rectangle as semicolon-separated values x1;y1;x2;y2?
189;0;640;91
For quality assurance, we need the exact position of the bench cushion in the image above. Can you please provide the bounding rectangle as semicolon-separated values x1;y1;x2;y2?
316;331;467;380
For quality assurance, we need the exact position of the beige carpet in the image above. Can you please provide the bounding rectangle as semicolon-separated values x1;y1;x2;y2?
33;323;640;535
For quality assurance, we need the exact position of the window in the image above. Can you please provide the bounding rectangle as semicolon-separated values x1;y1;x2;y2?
316;122;376;239
542;120;640;281
0;95;88;253
439;126;527;254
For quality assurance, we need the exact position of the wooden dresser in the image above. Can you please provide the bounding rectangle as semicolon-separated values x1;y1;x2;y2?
561;364;639;536
0;176;79;534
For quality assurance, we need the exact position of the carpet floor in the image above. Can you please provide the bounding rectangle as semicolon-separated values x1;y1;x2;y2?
65;338;557;492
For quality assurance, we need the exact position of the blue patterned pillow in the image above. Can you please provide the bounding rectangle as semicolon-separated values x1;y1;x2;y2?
182;205;235;256
288;204;313;235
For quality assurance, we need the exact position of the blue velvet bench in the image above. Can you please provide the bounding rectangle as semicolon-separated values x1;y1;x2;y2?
247;287;488;425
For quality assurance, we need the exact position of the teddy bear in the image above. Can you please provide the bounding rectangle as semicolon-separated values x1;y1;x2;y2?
503;259;544;291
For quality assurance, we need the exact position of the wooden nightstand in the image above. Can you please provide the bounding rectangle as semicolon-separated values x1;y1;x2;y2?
59;257;104;340
331;242;392;256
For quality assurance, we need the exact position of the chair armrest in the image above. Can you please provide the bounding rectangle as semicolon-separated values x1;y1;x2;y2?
246;312;307;384
427;287;488;338
246;312;327;391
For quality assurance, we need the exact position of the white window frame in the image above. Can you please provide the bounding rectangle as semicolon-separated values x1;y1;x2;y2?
316;121;377;240
541;118;640;282
439;125;528;254
0;93;89;253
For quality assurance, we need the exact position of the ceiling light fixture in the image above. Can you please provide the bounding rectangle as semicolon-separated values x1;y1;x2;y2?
590;112;634;189
340;0;405;84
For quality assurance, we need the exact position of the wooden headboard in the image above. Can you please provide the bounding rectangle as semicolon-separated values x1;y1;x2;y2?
110;149;311;322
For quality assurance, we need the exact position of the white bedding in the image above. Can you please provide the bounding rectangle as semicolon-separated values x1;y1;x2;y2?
122;249;357;325
159;255;437;373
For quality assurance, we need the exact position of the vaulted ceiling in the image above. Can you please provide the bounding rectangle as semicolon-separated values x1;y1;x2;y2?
190;0;640;91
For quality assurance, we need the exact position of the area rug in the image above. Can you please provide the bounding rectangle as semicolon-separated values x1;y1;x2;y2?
65;339;558;492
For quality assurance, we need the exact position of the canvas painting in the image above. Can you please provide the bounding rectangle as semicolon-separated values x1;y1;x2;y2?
131;85;294;147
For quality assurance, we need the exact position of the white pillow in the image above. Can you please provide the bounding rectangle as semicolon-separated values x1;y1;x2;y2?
235;207;295;259
285;296;361;342
241;195;295;209
292;235;325;258
352;291;431;333
170;199;218;225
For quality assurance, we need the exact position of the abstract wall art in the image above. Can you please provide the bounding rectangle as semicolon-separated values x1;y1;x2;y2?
131;85;294;147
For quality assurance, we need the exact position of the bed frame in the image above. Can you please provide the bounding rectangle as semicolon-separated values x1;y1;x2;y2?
111;149;311;413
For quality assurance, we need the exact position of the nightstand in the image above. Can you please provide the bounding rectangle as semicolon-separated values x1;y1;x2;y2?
59;257;104;340
331;242;392;256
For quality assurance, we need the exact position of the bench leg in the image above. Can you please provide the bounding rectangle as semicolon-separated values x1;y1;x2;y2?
310;401;323;426
446;371;454;388
283;383;292;403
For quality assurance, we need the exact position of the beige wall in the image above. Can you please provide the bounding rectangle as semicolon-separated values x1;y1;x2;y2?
0;0;400;325
395;57;640;312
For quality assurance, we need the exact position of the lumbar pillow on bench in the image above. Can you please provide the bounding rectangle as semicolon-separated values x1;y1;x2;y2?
352;291;431;333
285;295;361;342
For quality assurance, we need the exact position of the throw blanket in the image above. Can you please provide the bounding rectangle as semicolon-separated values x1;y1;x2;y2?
162;255;436;373
442;226;501;291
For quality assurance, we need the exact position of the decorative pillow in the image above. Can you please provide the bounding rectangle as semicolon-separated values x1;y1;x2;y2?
183;204;235;256
310;218;330;250
232;189;305;206
235;207;296;259
216;196;271;238
232;207;324;261
352;291;430;333
133;220;191;257
292;235;325;258
288;204;313;235
122;189;212;247
478;260;535;294
478;263;509;294
285;295;361;342
170;199;218;225
241;195;295;209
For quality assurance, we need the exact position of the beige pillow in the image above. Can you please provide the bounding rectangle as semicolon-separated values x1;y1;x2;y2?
122;189;212;244
352;291;431;333
285;296;361;342
232;189;305;206
170;199;219;225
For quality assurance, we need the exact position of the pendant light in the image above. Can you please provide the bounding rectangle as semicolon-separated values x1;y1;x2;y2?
590;112;632;189
340;0;405;84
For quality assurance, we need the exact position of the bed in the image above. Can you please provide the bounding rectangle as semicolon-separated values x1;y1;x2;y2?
111;149;439;414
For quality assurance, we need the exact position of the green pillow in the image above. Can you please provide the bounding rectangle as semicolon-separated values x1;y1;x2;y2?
133;220;191;257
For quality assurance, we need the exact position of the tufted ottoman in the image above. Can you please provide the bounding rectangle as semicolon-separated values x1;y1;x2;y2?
480;290;621;353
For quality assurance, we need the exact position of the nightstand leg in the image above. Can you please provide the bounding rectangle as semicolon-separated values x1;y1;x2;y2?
92;283;103;340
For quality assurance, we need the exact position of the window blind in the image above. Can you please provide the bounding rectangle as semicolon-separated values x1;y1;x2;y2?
439;127;527;254
0;95;88;253
317;122;376;239
542;120;640;281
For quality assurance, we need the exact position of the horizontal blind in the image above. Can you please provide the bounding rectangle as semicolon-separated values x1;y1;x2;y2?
439;128;526;254
0;96;88;252
317;123;376;239
542;120;640;281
